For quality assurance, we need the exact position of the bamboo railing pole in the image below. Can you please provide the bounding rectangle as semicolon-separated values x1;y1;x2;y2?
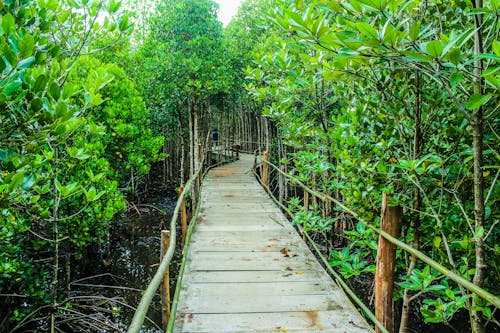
160;230;171;330
261;159;500;309
251;168;381;333
375;194;402;333
127;160;203;333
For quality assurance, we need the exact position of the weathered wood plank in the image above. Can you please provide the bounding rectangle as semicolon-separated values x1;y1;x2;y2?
187;251;317;271
186;282;334;296
178;311;369;333
185;270;328;283
180;294;345;313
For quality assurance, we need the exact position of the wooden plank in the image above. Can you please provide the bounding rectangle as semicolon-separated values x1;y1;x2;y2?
195;224;285;232
185;270;328;283
179;311;369;333
186;282;334;296
180;294;345;313
189;237;302;252
187;251;317;271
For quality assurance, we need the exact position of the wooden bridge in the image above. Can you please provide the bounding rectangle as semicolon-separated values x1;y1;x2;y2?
172;154;369;332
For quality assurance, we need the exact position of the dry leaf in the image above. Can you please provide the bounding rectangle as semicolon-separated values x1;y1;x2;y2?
317;323;323;330
280;248;290;257
267;242;275;247
295;271;303;275
278;327;288;332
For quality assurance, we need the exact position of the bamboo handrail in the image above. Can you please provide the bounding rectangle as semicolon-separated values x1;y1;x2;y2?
127;141;238;333
252;169;381;333
259;159;500;309
127;160;204;333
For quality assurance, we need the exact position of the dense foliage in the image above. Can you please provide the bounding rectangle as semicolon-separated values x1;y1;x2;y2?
0;0;163;330
231;0;499;332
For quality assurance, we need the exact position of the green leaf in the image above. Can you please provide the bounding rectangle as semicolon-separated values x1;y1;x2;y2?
18;56;36;69
55;101;69;119
9;172;24;191
447;48;461;66
49;82;60;99
34;74;48;92
355;22;378;39
425;40;443;58
475;53;500;61
3;80;21;98
0;149;7;163
450;71;463;88
2;13;16;35
445;288;456;300
493;40;500;56
409;21;420;41
19;33;35;58
482;307;492;318
21;174;36;190
466;93;491;110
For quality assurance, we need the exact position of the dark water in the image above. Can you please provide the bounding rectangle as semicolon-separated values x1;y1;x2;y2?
75;194;178;332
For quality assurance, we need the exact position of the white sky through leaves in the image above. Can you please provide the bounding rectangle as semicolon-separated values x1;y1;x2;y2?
214;0;242;26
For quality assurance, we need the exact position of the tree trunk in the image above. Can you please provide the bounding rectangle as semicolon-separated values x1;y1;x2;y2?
471;2;486;332
399;72;422;333
50;147;60;333
188;100;194;179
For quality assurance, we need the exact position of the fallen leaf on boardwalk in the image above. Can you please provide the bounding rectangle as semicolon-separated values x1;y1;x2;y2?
295;271;303;275
317;323;323;330
278;327;288;332
292;253;298;257
280;248;290;257
267;243;275;247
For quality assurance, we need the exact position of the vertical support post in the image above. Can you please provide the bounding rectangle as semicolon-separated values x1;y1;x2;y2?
236;145;240;158
253;151;257;172
179;186;187;244
304;190;310;212
262;151;269;188
160;230;171;330
375;193;402;333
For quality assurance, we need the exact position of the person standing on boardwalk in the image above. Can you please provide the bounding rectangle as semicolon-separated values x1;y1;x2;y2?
212;129;219;149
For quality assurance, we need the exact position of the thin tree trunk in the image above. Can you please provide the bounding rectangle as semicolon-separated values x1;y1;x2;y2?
50;147;60;333
179;122;185;185
399;72;422;333
471;1;486;331
188;100;194;179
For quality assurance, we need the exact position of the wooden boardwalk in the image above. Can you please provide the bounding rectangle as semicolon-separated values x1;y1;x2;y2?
174;154;370;332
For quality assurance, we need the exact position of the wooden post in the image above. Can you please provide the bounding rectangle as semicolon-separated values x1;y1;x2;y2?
262;151;269;188
160;230;171;329
304;190;309;212
179;186;187;244
375;193;402;333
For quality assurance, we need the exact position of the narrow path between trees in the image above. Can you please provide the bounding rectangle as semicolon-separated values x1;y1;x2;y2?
173;154;369;333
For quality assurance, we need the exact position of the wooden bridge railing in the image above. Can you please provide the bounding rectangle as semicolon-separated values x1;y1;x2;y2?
255;151;500;333
127;140;237;333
